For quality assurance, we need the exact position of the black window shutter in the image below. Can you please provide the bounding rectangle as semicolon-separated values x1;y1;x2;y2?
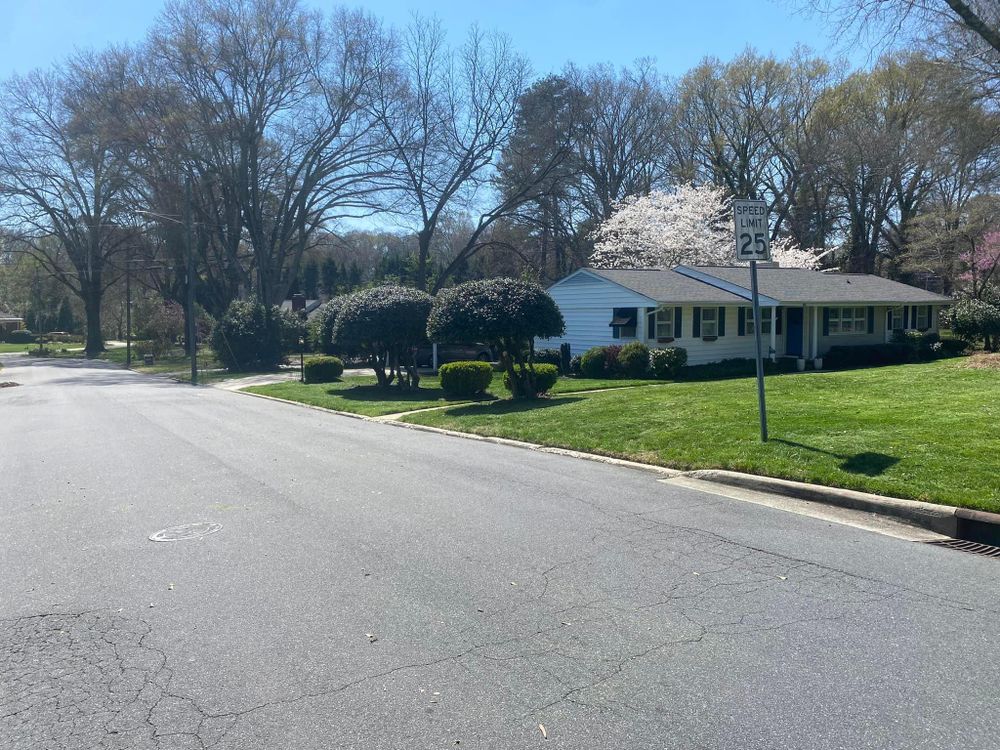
886;309;892;329
738;307;746;336
822;307;830;336
776;308;783;336
903;306;909;328
693;307;701;338
717;307;726;336
867;306;875;334
646;308;656;339
926;305;932;329
674;307;683;338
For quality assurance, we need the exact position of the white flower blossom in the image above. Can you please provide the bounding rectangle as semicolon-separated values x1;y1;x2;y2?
589;185;828;270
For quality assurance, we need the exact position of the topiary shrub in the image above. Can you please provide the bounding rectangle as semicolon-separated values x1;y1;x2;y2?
309;295;350;355
649;347;687;379
439;360;493;398
332;285;433;389
303;355;344;383
427;278;564;399
579;346;607;378
618;341;650;378
503;362;558;396
211;299;286;371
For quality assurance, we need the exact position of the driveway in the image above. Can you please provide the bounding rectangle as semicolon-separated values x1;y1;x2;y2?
1;357;997;749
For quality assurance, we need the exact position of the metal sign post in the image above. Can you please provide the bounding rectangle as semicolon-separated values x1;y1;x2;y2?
734;198;770;443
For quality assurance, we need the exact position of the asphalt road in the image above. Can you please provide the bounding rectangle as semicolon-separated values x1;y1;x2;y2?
1;357;997;749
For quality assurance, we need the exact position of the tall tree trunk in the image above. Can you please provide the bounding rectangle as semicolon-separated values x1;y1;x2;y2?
83;285;104;357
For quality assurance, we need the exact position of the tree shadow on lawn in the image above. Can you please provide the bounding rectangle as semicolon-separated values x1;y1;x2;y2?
772;439;901;477
331;383;498;405
438;395;585;417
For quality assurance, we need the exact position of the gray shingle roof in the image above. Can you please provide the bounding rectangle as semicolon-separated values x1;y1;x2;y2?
683;266;951;304
585;268;749;303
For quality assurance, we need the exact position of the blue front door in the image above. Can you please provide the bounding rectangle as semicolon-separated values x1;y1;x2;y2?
786;307;803;356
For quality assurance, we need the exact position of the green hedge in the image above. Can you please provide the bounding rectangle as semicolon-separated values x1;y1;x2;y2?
303;355;344;383
439;360;493;398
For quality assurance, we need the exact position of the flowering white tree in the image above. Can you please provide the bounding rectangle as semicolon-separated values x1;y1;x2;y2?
589;185;828;269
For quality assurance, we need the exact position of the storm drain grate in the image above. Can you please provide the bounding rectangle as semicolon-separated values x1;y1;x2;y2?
924;538;1000;558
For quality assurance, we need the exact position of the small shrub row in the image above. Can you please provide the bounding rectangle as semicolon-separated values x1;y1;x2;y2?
678;357;798;381
502;363;559;396
303;355;344;384
825;332;970;371
439;360;493;398
578;343;687;380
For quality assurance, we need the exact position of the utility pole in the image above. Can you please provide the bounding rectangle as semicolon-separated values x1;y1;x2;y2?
125;249;133;369
185;176;198;385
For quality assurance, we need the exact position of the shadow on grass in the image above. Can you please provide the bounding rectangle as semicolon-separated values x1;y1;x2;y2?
773;438;900;477
331;383;498;405
439;395;585;417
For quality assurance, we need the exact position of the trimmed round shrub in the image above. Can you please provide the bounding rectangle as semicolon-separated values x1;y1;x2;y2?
303;355;344;383
427;278;564;399
211;299;286;371
580;346;607;378
332;285;433;388
309;295;350;355
503;363;559;396
439;360;493;398
649;347;688;379
618;341;650;378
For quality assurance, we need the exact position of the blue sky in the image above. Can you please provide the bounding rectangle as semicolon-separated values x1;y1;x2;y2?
1;0;850;80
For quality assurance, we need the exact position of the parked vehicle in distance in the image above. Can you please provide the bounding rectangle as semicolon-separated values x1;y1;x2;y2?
414;343;493;367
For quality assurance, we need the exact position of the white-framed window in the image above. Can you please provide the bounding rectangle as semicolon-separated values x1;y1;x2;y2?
915;306;929;329
701;307;718;337
746;307;773;335
829;306;867;335
889;306;904;331
655;307;675;338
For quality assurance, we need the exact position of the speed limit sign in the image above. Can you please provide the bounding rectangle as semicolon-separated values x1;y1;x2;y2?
733;199;770;261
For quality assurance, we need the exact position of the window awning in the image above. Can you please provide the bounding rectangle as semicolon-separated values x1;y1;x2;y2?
609;308;637;327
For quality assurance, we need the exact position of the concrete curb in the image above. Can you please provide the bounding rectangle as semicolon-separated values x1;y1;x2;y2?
685;469;1000;541
233;387;999;542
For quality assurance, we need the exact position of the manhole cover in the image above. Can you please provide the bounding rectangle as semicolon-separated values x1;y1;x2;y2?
149;522;222;542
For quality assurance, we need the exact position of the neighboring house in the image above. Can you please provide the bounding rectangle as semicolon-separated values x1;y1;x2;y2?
0;311;24;335
542;265;951;366
280;296;323;321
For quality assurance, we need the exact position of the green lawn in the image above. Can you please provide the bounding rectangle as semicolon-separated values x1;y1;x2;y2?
0;342;42;353
246;372;669;418
399;358;1000;513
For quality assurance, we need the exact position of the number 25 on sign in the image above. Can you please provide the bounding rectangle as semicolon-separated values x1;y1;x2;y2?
733;199;770;262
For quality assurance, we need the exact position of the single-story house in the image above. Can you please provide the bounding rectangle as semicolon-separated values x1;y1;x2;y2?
0;310;24;335
542;265;952;366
